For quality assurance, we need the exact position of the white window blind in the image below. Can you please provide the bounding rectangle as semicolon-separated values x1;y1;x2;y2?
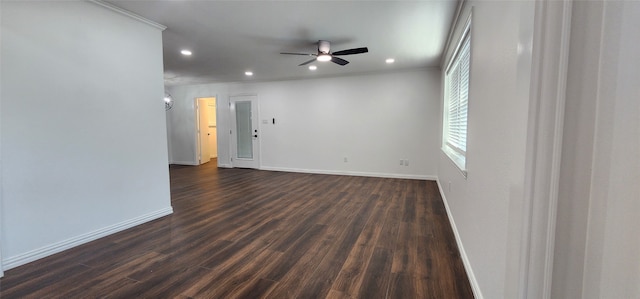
444;28;470;172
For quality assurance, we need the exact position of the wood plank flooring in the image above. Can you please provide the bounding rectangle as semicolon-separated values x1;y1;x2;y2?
0;161;474;298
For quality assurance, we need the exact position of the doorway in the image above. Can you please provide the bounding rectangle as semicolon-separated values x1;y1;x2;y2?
230;95;260;169
196;97;217;165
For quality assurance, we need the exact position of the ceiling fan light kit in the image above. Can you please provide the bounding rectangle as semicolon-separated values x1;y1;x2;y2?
317;54;332;62
281;40;368;67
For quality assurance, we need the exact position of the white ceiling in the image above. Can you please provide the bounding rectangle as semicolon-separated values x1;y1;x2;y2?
106;0;458;86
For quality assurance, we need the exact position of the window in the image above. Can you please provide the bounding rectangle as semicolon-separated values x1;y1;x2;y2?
443;23;471;174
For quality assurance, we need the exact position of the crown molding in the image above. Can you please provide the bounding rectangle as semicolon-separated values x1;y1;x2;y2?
87;0;167;31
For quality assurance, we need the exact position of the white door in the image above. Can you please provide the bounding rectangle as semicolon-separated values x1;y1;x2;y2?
230;95;260;169
197;98;211;164
207;99;218;158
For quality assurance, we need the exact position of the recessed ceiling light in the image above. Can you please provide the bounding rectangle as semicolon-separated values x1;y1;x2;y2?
386;58;395;64
308;65;317;70
180;50;192;56
245;71;253;76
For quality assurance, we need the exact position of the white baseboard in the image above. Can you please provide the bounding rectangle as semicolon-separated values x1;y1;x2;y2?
2;207;174;271
170;160;198;166
436;179;483;299
218;163;232;168
260;166;436;181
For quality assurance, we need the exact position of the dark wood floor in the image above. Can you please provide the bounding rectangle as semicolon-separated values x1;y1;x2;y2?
0;161;473;298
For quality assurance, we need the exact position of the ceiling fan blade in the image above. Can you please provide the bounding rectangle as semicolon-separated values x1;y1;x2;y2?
332;47;369;56
281;52;315;56
298;58;317;66
331;56;349;66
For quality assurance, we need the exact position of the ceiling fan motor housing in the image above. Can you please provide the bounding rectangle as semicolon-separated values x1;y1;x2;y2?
318;40;330;54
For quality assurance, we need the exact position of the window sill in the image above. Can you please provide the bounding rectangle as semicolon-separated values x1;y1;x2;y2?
442;147;468;178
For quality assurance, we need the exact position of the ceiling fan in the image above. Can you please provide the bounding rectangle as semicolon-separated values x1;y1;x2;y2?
280;40;368;66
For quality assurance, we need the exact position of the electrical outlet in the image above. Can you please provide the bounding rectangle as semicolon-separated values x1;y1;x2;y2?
344;157;348;163
399;159;404;166
405;159;409;166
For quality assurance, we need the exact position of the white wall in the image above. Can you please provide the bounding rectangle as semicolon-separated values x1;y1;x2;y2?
0;0;4;276
168;69;441;179
437;1;535;298
0;2;172;268
553;1;640;298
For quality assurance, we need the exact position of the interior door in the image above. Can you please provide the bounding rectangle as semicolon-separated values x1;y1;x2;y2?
230;95;260;169
207;99;218;158
197;98;210;164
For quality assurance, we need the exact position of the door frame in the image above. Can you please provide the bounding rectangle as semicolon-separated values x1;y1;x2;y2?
518;1;572;298
229;94;260;169
193;96;219;166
